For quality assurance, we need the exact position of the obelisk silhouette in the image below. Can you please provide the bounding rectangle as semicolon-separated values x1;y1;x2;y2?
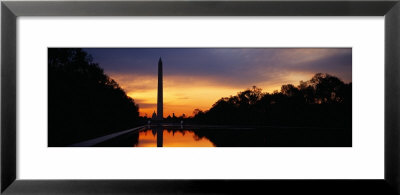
157;58;163;121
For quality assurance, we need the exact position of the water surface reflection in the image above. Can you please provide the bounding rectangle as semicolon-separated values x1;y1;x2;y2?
95;125;351;147
136;128;215;147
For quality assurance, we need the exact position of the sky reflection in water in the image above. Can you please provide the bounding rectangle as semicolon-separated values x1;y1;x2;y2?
135;129;215;147
94;126;351;147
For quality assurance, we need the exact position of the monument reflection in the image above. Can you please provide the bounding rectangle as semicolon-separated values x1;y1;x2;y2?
135;128;215;147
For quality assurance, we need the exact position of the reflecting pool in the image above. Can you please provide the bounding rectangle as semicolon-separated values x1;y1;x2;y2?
94;125;351;147
135;129;215;147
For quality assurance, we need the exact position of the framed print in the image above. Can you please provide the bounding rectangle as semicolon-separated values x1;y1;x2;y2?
2;0;400;194
48;47;352;148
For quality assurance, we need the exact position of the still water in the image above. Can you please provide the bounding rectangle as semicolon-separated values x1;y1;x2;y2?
135;129;214;147
94;125;351;147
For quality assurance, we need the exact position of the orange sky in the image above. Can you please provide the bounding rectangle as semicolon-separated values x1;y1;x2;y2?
84;48;352;118
109;72;315;117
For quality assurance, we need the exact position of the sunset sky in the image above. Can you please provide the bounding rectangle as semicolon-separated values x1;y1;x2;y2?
83;48;352;117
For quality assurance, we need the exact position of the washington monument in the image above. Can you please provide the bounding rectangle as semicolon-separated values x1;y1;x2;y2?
157;57;163;120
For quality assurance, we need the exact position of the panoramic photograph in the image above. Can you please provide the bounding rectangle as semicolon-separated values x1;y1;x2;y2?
48;48;352;147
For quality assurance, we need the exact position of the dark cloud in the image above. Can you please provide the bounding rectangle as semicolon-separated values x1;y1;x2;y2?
84;48;352;87
136;103;156;109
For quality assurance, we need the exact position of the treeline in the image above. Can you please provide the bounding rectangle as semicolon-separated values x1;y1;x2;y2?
48;48;140;146
192;73;352;128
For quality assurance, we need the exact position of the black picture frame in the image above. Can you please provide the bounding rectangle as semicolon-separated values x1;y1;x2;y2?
2;0;399;194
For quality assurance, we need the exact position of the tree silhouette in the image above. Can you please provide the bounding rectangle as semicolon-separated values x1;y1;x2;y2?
192;73;352;128
48;48;140;146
